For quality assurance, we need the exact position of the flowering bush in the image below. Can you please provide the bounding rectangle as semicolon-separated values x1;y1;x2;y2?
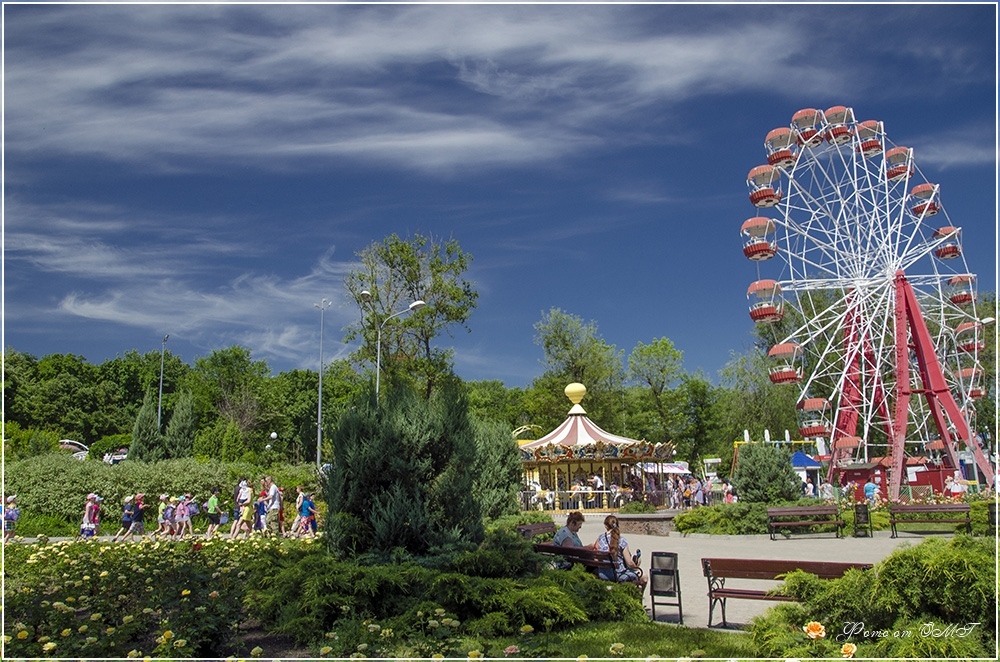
3;536;290;657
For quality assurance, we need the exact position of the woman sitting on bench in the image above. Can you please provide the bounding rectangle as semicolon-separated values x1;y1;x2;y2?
594;515;648;592
554;511;592;548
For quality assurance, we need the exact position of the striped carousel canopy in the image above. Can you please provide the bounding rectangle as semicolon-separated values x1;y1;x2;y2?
519;383;675;463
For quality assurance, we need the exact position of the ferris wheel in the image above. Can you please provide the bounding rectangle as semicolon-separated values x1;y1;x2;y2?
740;105;995;499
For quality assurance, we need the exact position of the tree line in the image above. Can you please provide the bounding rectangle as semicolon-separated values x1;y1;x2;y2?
4;233;994;474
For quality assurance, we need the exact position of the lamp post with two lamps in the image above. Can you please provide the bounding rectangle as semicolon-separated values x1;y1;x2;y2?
314;298;332;469
157;334;169;431
359;290;425;401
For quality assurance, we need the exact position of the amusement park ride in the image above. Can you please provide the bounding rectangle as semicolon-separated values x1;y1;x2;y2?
740;106;995;500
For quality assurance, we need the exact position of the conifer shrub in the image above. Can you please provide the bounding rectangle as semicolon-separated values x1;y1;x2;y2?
324;384;489;560
747;535;995;658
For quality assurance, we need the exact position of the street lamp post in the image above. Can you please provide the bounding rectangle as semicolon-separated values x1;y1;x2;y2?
360;291;425;401
314;298;331;469
157;334;169;431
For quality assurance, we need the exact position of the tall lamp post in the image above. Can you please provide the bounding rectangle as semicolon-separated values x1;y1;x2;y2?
314;298;331;469
157;334;169;431
360;291;425;401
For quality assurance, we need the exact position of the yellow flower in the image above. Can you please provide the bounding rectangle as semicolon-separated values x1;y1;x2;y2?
181;589;191;596
467;652;482;659
519;624;534;634
432;655;444;660
122;615;134;624
320;646;333;655
126;649;141;658
99;571;109;578
77;625;88;634
250;646;264;657
61;629;72;637
90;612;103;621
162;630;174;640
42;642;57;652
841;643;858;658
609;642;625;655
803;621;826;640
173;639;188;648
106;626;116;635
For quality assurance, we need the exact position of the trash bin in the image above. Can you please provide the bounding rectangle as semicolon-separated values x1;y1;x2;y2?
854;502;871;537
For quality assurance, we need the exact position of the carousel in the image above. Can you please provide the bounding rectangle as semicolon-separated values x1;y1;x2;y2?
519;383;679;510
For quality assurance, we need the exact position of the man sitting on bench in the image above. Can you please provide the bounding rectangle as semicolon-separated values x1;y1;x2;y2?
594;515;648;592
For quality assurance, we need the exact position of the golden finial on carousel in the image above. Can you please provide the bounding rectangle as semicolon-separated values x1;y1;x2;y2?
565;382;587;415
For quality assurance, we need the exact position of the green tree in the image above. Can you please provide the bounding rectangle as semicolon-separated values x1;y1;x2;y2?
345;233;478;399
1;420;60;460
627;337;684;442
528;308;624;431
183;346;271;438
671;373;726;470
163;391;197;458
717;348;799;445
325;384;484;559
470;417;522;520
731;442;802;503
127;391;165;462
465;380;527;429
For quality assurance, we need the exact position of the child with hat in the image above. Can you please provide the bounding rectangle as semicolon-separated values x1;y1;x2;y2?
112;495;135;542
4;495;20;542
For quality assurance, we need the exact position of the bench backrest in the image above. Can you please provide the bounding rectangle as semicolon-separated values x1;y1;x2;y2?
767;506;839;517
702;557;871;580
534;543;615;570
516;522;557;538
890;503;970;513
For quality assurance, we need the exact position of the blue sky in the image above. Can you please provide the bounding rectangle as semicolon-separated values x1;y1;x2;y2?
3;2;997;388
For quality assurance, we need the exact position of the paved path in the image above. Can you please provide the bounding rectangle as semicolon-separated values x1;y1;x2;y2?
574;516;924;629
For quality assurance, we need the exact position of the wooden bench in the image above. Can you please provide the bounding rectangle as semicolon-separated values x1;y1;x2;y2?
515;521;557;539
889;503;971;538
702;557;872;627
767;506;845;540
533;542;619;580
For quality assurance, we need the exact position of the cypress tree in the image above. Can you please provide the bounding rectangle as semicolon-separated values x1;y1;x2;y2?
163;391;197;459
127;391;165;462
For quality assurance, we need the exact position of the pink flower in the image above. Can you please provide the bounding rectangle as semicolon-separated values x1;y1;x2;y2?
504;646;520;656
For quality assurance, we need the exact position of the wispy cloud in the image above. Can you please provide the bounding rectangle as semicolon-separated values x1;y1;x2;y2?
5;4;936;176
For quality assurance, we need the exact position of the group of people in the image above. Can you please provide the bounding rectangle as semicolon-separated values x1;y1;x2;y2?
552;511;648;593
2;480;321;543
227;477;318;540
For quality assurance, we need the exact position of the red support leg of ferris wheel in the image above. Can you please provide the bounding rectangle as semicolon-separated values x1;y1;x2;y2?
889;271;995;500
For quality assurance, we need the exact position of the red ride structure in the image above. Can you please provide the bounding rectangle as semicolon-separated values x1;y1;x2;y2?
740;106;995;499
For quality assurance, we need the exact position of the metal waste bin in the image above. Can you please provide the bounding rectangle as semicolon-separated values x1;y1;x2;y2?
854;502;872;537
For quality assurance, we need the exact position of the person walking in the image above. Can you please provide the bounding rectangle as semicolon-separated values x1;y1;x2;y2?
78;493;98;540
123;494;149;541
262;477;281;538
112;495;135;542
204;488;226;539
4;495;21;542
289;486;305;537
297;492;317;538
